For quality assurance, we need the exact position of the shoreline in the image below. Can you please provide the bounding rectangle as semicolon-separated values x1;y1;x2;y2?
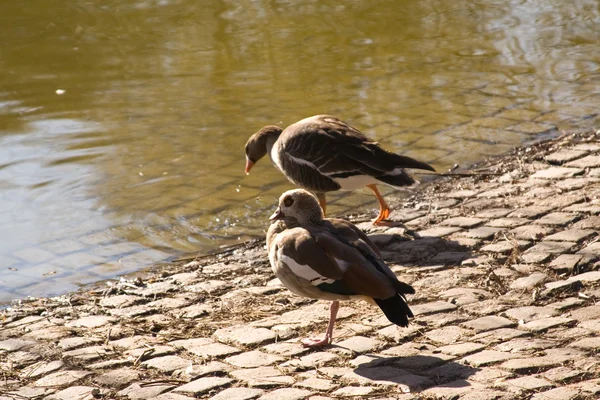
1;128;599;399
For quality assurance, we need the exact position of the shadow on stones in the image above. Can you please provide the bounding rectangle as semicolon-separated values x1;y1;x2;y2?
372;232;473;268
352;354;481;394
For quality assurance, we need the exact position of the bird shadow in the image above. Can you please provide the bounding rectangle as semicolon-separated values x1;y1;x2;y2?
351;354;481;394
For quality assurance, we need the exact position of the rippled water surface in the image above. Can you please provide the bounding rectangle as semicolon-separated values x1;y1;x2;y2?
0;0;598;301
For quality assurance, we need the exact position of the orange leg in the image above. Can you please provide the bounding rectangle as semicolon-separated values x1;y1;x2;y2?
316;193;327;216
367;184;390;224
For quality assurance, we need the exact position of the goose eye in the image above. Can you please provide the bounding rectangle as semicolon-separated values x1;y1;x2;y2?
283;197;294;207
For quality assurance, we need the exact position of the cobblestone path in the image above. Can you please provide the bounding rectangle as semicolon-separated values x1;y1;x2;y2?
1;130;599;399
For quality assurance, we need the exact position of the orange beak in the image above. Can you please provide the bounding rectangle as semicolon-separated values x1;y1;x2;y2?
245;158;254;175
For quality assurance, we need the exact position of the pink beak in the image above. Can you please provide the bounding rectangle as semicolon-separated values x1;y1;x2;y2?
245;158;254;175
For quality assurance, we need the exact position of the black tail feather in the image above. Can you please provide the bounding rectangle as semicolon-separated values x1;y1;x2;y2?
374;295;414;327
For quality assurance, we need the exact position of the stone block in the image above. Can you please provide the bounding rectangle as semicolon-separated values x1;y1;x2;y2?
462;350;518;367
257;388;313;400
495;338;556;353
294;377;338;391
330;336;382;354
509;225;555;240
530;167;584;180
565;155;600;168
224;350;284;368
425;326;473;345
44;386;99;400
544;229;596;243
461;316;516;333
509;273;548;290
94;368;140;390
411;301;457;316
521;317;575;332
481;240;531;254
417;226;463;237
508;206;554;219
533;212;580;226
461;226;502;239
525;241;575;254
441;217;485;228
142;355;192;373
503;306;556;322
118;383;174;399
230;367;295;388
503;376;553;391
548;254;583;274
486;218;529;228
438;342;485;357
213;326;276;347
545;149;589;164
530;387;580;400
33;370;92;388
569;337;600;350
471;328;528;345
173;377;233;396
208;388;264;400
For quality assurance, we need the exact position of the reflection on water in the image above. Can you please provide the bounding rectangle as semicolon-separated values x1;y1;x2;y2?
0;0;598;301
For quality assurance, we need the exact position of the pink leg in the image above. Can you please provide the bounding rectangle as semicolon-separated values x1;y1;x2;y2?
301;301;339;348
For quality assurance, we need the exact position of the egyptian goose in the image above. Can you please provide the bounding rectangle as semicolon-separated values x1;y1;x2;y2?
245;115;435;224
267;189;414;347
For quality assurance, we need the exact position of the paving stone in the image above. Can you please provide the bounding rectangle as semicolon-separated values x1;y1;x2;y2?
294;377;338;391
476;208;513;218
22;325;72;341
520;252;553;264
521;317;575;332
125;345;177;360
230;366;296;388
545;228;596;243
530;387;580;400
375;323;421;342
99;294;141;308
503;376;553;391
33;370;92;387
438;287;492;305
461;350;518;367
509;225;555;240
330;336;382;354
213;326;276;347
142;355;192;373
65;315;115;329
471;328;528;345
545;149;589;164
331;386;375;397
111;335;160;350
534;212;580;226
437;342;485;357
224;350;284;368
108;304;153;318
411;301;457;316
543;366;584;383
208;388;264;400
44;386;99;400
461;316;516;332
577;241;600;256
461;226;502;239
500;348;585;373
283;351;340;371
0;338;36;352
261;341;309;357
573;215;600;230
441;217;485;228
173;361;230;381
481;240;531;254
185;342;241;358
548;254;583;274
508;206;554;219
568;337;600;350
173;377;233;396
425;326;473;345
257;388;312;400
541;279;583;297
341;366;433;391
19;360;65;379
62;345;111;361
503;306;557;323
486;218;529;228
566;154;600;168
420;379;484;398
547;297;585;311
118;383;175;400
525;241;576;254
150;394;196;400
88;358;132;370
94;368;140;389
530;167;584;179
509;273;548;290
168;338;213;350
417;226;463;237
495;338;557;353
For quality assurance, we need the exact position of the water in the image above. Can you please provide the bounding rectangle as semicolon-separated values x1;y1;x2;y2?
0;0;598;301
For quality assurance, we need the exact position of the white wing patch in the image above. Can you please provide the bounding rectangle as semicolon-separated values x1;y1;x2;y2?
329;174;378;190
278;249;335;286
